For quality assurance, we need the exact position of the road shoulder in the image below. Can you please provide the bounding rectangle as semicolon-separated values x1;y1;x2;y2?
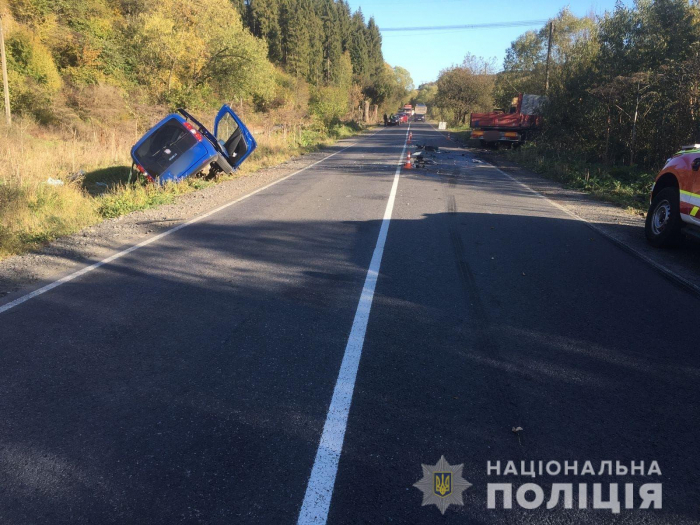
0;131;376;302
477;149;700;295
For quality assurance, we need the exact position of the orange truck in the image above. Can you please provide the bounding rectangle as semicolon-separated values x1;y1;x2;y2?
470;93;545;147
646;144;700;246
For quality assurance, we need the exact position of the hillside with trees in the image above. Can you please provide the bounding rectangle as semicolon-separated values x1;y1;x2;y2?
0;0;412;124
0;0;414;258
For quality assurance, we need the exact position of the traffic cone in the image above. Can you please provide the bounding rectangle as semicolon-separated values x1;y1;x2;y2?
404;152;412;169
447;132;451;140
408;132;412;144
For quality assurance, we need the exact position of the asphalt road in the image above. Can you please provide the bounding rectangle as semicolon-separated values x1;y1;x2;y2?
1;123;699;524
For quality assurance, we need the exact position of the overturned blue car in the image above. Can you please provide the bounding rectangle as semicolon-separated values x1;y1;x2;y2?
130;104;257;184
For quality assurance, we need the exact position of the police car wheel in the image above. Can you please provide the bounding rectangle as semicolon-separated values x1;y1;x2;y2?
645;187;682;247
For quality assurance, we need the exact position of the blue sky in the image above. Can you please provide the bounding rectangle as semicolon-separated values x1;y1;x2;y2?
347;0;624;86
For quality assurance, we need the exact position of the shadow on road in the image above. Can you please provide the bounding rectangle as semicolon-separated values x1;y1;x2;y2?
0;204;698;523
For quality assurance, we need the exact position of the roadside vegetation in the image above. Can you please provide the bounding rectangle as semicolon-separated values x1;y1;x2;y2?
413;0;700;212
499;145;654;213
0;0;414;259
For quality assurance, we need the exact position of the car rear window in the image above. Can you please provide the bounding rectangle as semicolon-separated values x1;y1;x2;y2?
135;118;197;176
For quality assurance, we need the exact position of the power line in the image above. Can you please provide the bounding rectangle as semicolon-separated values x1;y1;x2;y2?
382;28;506;38
379;20;548;32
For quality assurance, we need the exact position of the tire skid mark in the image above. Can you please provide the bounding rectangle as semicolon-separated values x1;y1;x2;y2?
445;167;527;450
447;194;457;214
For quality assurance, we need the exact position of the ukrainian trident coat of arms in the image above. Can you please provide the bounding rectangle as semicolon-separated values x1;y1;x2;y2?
413;456;472;514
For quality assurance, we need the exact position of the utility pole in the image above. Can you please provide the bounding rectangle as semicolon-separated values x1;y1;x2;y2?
0;13;10;126
544;21;554;95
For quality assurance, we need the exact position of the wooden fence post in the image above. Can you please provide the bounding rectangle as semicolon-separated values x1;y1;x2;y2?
0;14;11;126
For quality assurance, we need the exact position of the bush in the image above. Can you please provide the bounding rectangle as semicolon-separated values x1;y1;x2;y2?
4;28;62;121
503;143;655;211
309;86;350;128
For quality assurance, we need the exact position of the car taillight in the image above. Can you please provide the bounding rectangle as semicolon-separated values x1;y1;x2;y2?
183;121;203;141
135;164;154;183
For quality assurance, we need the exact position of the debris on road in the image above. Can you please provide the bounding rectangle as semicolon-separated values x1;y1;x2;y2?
410;143;444;170
414;144;440;153
512;426;524;445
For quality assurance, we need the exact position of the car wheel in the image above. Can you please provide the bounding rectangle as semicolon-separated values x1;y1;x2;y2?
213;153;234;175
645;187;683;247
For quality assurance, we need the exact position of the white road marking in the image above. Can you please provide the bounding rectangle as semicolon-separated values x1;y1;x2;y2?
426;121;700;296
0;131;383;315
489;163;700;296
297;125;411;525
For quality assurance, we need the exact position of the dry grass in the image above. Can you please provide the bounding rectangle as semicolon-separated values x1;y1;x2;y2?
0;117;366;259
0;120;118;257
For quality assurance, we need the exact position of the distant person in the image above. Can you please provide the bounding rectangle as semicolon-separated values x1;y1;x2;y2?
383;113;388;126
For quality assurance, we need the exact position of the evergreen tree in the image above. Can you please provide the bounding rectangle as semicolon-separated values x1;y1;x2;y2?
280;0;310;78
248;0;283;62
234;0;387;94
321;0;342;85
306;0;324;85
348;9;368;85
336;0;352;52
365;17;383;78
229;0;248;20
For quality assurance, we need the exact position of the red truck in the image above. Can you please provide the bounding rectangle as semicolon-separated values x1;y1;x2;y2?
470;93;545;147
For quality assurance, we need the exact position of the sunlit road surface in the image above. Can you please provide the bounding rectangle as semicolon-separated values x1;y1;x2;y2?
0;123;697;524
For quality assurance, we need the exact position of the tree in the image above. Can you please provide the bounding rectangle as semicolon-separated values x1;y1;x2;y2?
280;0;310;78
348;9;368;84
306;0;324;85
393;66;414;93
320;0;342;84
436;54;494;124
309;85;349;127
248;0;282;63
365;17;383;77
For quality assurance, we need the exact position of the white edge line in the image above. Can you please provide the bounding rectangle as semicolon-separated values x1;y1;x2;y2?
297;124;410;525
0;130;384;316
487;163;700;297
425;121;700;296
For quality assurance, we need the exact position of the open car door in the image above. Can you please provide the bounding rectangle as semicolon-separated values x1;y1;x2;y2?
214;105;257;168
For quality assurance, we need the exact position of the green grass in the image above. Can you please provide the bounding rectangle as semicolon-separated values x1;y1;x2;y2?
96;177;219;219
445;124;472;144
